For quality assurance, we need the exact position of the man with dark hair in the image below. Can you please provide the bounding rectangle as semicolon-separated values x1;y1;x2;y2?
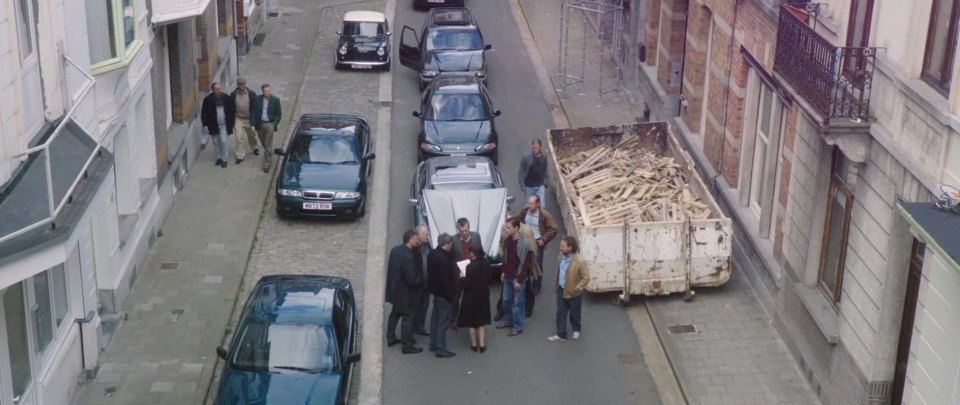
386;230;425;353
251;84;282;173
428;233;458;358
548;236;590;342
517;194;559;316
518;139;548;203
200;82;236;168
450;218;481;329
495;217;534;336
414;225;432;336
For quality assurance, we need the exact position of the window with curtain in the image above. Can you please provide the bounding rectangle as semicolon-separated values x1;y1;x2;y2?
85;0;140;69
922;0;960;94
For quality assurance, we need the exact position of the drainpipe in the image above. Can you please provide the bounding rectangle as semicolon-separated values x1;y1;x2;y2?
675;0;690;114
711;0;739;191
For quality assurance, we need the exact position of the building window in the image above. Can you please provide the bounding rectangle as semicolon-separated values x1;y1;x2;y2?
85;0;141;70
14;0;37;61
921;0;960;94
818;148;854;304
30;265;69;357
4;283;32;402
749;81;784;218
217;0;228;36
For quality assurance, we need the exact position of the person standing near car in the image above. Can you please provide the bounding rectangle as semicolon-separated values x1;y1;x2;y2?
414;225;432;336
386;230;425;354
495;217;534;337
518;139;548;204
428;233;458;358
450;218;481;329
230;77;261;164
458;244;492;353
251;84;282;173
200;82;236;168
517;194;558;316
548;236;590;342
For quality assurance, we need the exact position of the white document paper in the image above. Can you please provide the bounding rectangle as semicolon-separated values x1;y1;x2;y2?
457;259;471;278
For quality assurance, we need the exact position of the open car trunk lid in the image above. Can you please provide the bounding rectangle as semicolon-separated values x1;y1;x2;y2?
423;188;507;259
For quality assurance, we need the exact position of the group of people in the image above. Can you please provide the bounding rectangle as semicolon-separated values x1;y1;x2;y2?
385;140;591;358
199;78;283;173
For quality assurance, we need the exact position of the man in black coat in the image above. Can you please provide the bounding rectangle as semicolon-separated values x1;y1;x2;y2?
200;82;236;168
386;229;425;353
428;233;458;358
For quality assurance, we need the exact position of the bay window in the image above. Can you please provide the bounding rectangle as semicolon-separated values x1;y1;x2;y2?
86;0;141;70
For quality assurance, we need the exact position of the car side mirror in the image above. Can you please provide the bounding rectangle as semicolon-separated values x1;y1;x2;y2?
216;347;228;360
364;152;377;160
408;198;418;205
336;30;342;35
345;352;361;364
274;148;286;156
412;111;422;118
387;31;392;36
484;44;492;51
493;110;502;117
506;195;515;204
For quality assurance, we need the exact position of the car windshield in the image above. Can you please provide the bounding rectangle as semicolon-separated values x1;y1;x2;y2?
230;323;338;374
289;133;359;164
425;94;487;121
425;29;482;51
430;182;496;190
342;21;384;37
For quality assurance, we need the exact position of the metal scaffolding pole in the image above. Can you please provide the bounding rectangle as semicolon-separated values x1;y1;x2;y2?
556;0;625;105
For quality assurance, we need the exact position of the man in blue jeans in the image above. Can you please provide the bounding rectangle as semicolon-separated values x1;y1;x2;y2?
548;236;590;342
496;217;534;337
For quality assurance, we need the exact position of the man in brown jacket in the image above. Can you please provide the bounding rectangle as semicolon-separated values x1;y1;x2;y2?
517;194;558;316
548;236;589;342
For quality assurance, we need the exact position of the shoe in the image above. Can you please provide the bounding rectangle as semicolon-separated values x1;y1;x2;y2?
201;142;208;150
253;149;260;156
471;345;478;352
479;346;486;353
450;325;459;331
386;338;401;347
495;323;512;330
548;335;566;342
435;350;456;358
573;331;581;340
415;330;430;336
508;330;523;337
429;346;439;352
215;159;223;166
494;313;504;322
235;158;243;164
401;347;423;354
263;167;269;173
525;311;532;318
221;161;228;168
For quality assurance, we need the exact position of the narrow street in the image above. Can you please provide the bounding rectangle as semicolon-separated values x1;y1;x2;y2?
381;0;661;403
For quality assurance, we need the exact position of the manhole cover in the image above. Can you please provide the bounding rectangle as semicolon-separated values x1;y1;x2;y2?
160;262;180;270
618;354;638;364
171;309;185;315
667;324;697;334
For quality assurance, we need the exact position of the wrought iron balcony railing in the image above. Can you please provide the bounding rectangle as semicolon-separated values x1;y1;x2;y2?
774;3;878;120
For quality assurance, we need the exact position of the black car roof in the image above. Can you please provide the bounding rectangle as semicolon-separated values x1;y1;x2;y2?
426;8;476;28
428;76;482;93
245;275;353;325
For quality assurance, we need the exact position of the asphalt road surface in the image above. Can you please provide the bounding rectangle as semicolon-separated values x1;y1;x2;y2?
381;0;662;403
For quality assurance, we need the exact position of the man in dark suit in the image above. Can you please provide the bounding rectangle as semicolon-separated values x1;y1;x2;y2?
386;230;425;354
428;233;458;358
200;82;236;168
450;218;482;329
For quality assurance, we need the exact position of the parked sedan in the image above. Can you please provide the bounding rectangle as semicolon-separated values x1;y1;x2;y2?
399;8;491;90
275;114;376;219
335;11;391;71
214;275;360;405
414;76;500;162
413;0;465;12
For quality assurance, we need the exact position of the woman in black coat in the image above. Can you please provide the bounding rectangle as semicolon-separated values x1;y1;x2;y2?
458;245;492;352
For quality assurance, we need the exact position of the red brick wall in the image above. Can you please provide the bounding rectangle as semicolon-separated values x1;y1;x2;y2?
197;5;219;89
645;0;662;67
656;0;689;93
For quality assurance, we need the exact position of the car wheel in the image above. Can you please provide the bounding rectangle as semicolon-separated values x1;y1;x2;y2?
383;61;391;72
419;81;426;91
335;63;344;71
490;150;499;165
357;197;366;218
276;204;292;219
417;148;426;162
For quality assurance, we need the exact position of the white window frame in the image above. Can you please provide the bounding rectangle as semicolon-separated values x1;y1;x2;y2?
14;0;43;137
88;0;143;74
27;266;70;365
737;66;786;238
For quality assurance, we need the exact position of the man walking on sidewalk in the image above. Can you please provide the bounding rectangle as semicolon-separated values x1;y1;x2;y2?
450;218;481;329
251;84;282;173
518;139;548;203
414;225;432;336
548;236;589;342
386;230;425;354
496;217;534;337
428;233;458;358
200;82;235;168
518;194;558;316
230;77;261;164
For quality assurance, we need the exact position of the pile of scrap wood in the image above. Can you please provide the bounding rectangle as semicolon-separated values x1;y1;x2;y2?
558;136;712;226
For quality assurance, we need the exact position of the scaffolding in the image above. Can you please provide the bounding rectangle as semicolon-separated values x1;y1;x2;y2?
557;0;625;105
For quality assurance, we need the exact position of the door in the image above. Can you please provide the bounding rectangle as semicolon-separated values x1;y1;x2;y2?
890;239;925;404
15;0;43;136
399;26;421;69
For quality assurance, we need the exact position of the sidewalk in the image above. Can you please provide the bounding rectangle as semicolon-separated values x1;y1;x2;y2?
75;5;321;404
514;1;821;404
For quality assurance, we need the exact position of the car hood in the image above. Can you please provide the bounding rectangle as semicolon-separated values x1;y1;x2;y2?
280;162;361;191
216;369;342;405
425;120;491;144
424;50;484;72
340;36;386;50
423;188;506;258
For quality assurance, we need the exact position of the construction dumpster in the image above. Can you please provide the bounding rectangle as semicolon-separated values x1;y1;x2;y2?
545;122;732;301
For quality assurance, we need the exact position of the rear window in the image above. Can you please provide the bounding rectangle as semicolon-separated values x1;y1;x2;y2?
426;94;487;121
230;323;338;374
425;29;482;51
342;21;384;36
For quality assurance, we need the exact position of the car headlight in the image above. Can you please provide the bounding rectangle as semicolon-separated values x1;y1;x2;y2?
474;142;496;152
335;191;361;199
377;46;385;56
339;45;348;55
421;143;442;152
278;189;302;197
423;69;439;78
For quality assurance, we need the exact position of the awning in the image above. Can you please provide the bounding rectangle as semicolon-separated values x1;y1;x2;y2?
899;202;960;269
151;0;213;25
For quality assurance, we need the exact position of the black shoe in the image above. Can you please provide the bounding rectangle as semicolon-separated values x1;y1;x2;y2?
387;338;401;347
525;311;532;318
215;159;223;166
471;345;478;352
416;330;430;336
494;312;504;322
253;149;260;156
429;346;439;352
435;350;456;358
262;167;270;173
221;161;228;168
402;347;423;354
235;158;243;164
479;346;486;353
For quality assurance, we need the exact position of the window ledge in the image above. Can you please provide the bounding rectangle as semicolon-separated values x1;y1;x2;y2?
91;41;145;76
795;283;839;344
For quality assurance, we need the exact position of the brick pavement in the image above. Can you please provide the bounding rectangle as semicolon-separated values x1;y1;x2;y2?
514;0;821;403
74;1;328;404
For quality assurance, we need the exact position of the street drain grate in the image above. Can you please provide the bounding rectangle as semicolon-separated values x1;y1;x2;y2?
171;309;185;315
667;324;697;334
160;262;180;270
618;354;638;364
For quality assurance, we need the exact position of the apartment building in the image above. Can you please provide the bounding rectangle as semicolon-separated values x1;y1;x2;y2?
634;0;960;403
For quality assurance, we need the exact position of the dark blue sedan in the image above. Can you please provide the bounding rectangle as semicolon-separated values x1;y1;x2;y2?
214;275;360;405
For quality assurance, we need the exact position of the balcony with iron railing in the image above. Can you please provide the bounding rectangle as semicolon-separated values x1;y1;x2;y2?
774;3;879;122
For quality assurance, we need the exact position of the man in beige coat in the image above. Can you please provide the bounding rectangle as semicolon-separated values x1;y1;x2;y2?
548;236;589;342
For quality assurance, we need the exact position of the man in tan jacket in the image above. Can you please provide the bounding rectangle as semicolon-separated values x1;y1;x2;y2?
548;236;589;342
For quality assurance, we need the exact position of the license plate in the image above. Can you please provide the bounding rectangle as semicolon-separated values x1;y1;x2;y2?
352;64;373;69
303;202;333;210
427;0;444;3
451;153;467;156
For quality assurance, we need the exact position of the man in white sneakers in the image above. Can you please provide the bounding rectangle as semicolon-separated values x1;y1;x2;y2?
548;236;589;342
